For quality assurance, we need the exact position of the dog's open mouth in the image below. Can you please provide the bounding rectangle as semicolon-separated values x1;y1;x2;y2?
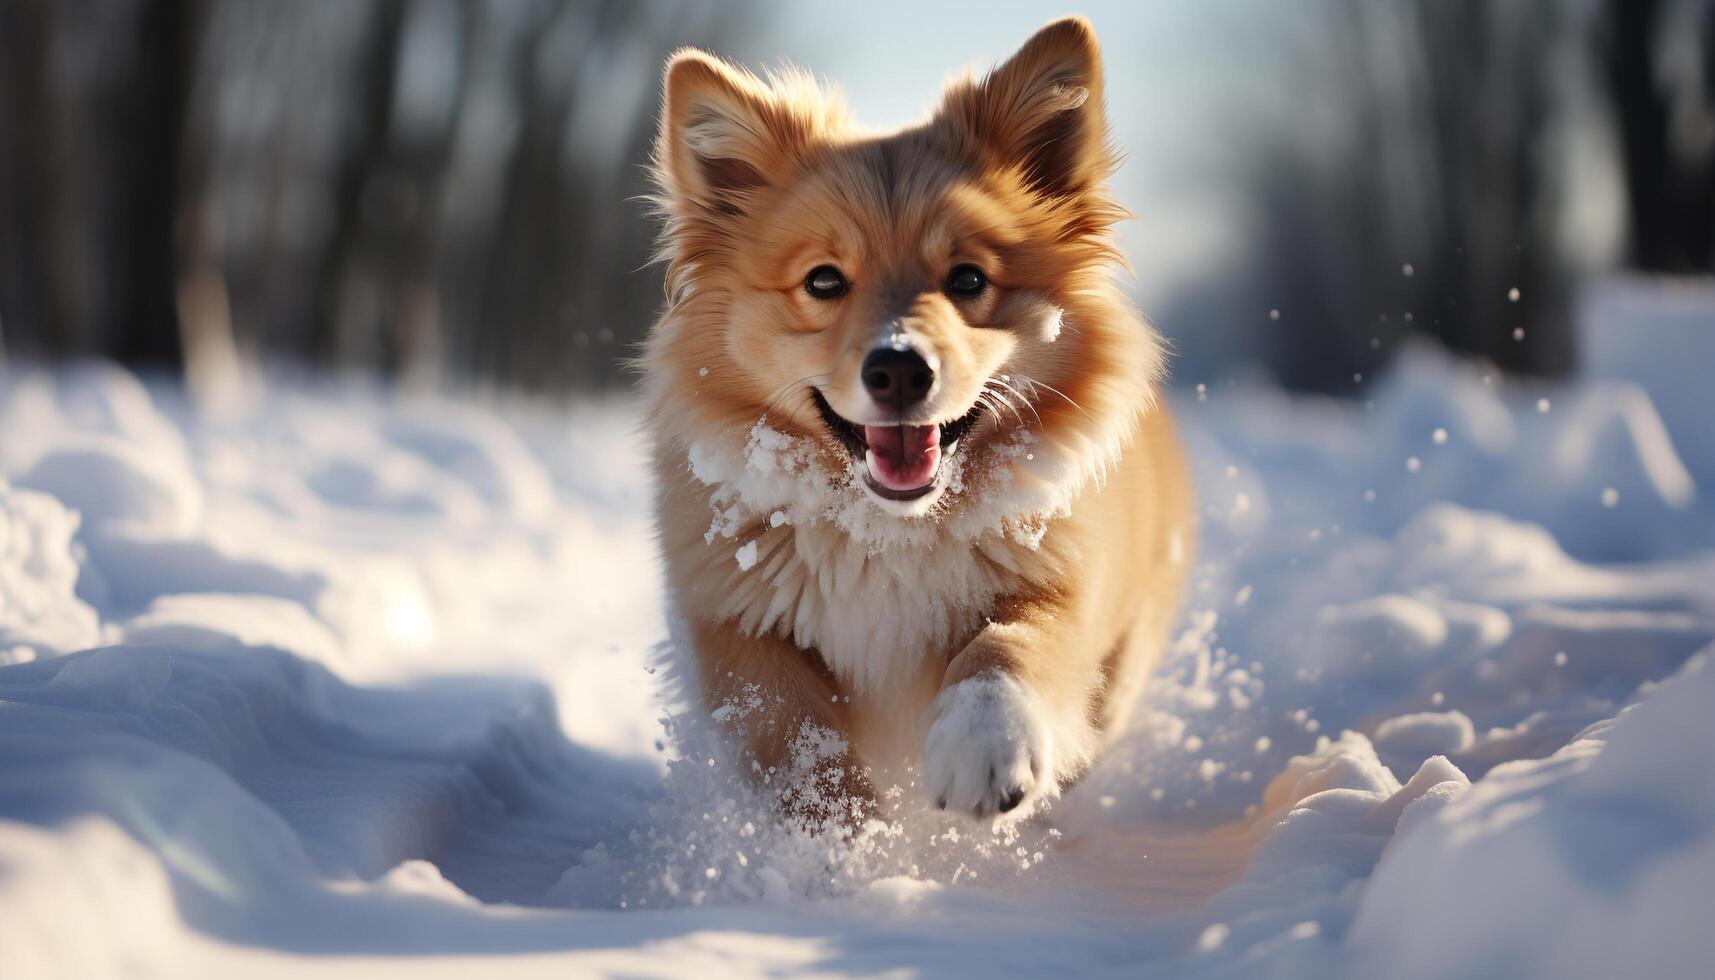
812;390;983;501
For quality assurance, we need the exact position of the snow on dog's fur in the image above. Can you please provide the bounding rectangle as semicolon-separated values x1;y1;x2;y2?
640;17;1193;821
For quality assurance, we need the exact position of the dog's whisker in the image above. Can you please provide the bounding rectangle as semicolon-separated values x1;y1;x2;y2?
993;391;1031;430
989;379;1044;426
758;373;830;420
1016;375;1092;421
980;385;1026;429
768;374;828;411
983;380;1035;427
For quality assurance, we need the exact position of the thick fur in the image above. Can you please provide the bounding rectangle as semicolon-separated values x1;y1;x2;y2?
640;18;1194;820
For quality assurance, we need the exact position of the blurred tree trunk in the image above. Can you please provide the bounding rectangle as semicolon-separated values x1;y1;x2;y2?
116;0;196;369
1413;0;1575;377
0;1;56;357
0;0;197;372
316;0;409;372
1602;0;1715;273
472;2;563;385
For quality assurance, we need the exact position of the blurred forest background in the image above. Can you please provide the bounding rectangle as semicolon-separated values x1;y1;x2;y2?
0;0;1710;395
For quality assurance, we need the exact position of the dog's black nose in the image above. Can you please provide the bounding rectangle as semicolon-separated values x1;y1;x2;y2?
862;347;934;410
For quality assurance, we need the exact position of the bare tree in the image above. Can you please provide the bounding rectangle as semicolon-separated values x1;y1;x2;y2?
1601;0;1715;273
0;0;195;369
0;0;756;390
1238;0;1601;391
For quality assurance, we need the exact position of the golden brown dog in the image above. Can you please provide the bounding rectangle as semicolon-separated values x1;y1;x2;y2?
641;17;1192;821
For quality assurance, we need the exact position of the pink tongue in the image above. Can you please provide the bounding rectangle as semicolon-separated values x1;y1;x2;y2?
864;424;942;491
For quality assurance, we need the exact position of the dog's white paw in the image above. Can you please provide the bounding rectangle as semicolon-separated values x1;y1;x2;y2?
922;672;1054;820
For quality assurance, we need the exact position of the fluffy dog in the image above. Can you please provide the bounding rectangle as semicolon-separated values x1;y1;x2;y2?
641;17;1192;821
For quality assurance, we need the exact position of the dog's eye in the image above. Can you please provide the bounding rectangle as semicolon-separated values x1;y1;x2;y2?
946;265;987;298
804;266;849;300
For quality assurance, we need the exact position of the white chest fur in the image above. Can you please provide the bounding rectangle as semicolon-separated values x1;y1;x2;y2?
685;419;1103;692
717;516;1032;692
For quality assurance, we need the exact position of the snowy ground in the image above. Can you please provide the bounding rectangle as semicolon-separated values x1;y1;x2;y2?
2;281;1713;978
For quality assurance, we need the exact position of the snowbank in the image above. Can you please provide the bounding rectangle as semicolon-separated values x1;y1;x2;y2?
1;312;1712;977
0;482;102;661
1348;654;1715;980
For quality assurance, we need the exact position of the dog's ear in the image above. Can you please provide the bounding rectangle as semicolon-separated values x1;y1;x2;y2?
655;50;808;210
943;17;1110;197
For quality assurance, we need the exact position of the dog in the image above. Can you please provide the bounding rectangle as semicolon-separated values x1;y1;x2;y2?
640;17;1192;821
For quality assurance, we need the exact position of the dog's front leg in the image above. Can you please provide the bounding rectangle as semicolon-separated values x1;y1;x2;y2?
691;619;869;820
922;611;1103;820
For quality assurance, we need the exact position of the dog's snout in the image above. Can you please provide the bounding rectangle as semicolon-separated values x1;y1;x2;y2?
862;347;935;411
